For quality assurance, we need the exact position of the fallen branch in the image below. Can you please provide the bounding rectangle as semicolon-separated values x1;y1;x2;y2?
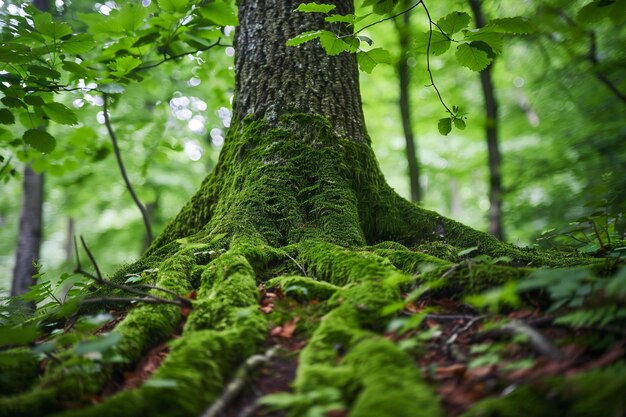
475;319;564;361
200;347;278;417
75;236;192;308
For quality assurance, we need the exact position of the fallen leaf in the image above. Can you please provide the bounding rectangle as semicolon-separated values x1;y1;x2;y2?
436;363;467;379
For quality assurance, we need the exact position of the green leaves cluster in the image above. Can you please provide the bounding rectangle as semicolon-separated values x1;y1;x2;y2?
0;0;235;161
288;3;392;73
414;12;534;73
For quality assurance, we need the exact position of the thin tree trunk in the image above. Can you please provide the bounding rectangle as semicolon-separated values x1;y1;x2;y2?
11;0;48;297
64;218;74;263
12;166;44;296
468;0;504;241
396;8;420;203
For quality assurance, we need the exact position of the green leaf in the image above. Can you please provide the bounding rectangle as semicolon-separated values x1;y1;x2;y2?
144;379;179;388
60;34;95;54
24;95;45;106
118;3;150;32
27;65;61;80
43;102;78;125
325;14;356;24
463;29;503;54
0;326;40;346
458;246;478;256
438;118;452;136
455;43;491;71
296;3;337;13
73;332;122;356
62;61;91;78
454;118;466;130
1;97;27;109
158;0;191;13
23;129;56;153
201;2;239;26
0;109;15;125
470;41;496;60
286;30;324;46
33;13;72;39
362;0;398;14
100;83;126;94
437;11;471;35
112;56;142;76
358;35;374;46
357;48;391;73
319;31;350;55
486;17;535;34
414;31;451;56
610;0;626;24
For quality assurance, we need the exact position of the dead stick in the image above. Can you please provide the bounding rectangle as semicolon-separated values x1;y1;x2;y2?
200;347;278;417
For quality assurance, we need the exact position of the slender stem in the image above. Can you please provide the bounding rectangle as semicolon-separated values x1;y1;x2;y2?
78;236;190;307
420;1;453;115
102;94;154;245
137;39;223;71
355;1;423;35
81;297;181;306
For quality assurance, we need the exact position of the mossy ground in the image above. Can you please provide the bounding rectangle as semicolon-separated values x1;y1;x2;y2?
2;115;622;417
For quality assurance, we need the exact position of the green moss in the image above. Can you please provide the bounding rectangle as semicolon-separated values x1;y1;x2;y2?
50;246;267;417
345;338;442;417
371;247;451;274
0;349;39;395
265;275;340;300
0;388;58;417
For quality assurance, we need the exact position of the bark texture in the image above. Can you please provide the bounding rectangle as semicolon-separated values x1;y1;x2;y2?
234;0;367;142
11;166;44;296
469;0;504;241
396;8;421;203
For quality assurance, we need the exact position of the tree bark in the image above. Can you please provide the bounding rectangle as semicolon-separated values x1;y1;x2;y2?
234;0;367;142
468;0;504;241
395;7;421;203
11;166;44;296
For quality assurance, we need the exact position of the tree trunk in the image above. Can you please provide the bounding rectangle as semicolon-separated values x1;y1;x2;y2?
396;7;421;203
11;166;44;296
468;0;504;241
11;0;48;296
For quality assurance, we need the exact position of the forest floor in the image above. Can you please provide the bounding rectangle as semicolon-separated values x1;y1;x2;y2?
96;281;625;417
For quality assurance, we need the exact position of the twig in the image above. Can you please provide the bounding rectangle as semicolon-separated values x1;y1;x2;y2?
77;236;191;307
476;320;565;361
200;347;278;417
446;315;486;345
136;39;223;71
285;253;307;276
81;296;180;306
102;95;153;245
355;1;423;35
420;1;453;116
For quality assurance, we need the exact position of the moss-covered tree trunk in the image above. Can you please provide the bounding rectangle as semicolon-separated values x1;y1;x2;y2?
0;1;606;417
